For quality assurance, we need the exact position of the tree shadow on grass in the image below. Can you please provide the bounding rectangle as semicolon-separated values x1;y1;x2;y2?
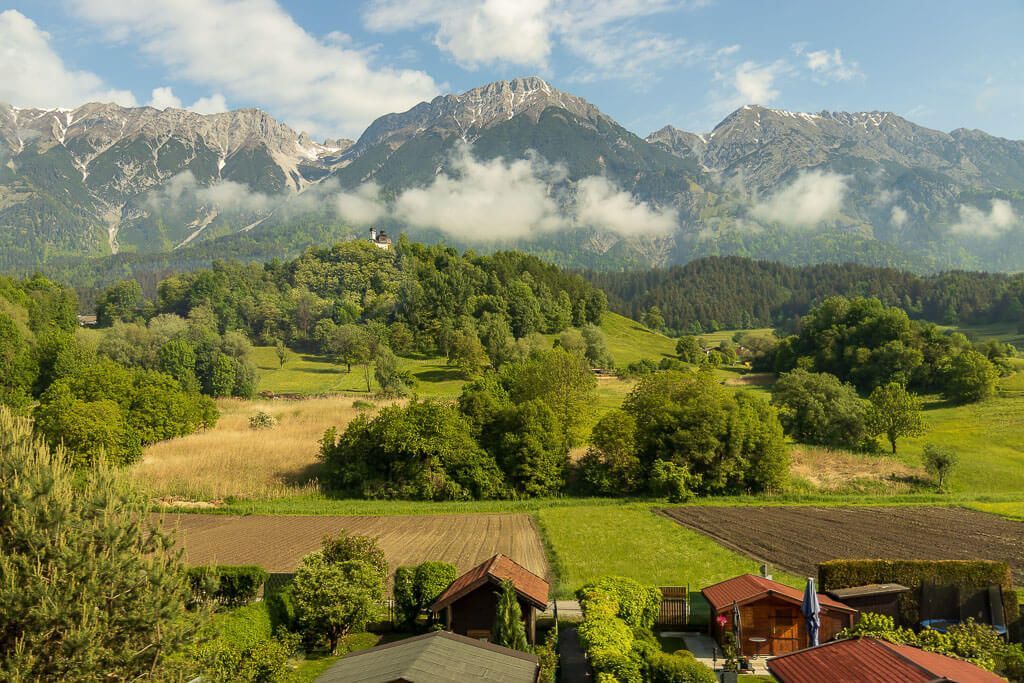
414;368;465;382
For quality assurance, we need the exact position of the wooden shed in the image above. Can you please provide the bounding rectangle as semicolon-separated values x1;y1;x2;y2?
826;583;910;625
430;554;549;645
703;574;856;657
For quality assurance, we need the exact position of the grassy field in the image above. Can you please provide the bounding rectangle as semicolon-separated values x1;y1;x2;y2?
966;501;1024;521
535;504;803;599
132;396;389;501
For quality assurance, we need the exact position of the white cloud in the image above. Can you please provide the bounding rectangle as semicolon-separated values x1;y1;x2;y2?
575;176;677;236
392;144;566;241
0;10;136;108
890;205;908;228
147;87;228;114
365;0;554;70
147;171;274;214
69;0;439;137
950;199;1018;238
712;60;789;112
148;87;182;110
188;93;228;115
751;170;848;229
794;45;863;82
334;182;389;225
363;0;700;82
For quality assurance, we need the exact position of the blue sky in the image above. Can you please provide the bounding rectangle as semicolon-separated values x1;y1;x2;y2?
1;0;1022;140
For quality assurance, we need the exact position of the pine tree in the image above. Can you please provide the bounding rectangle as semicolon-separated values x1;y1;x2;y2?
0;405;202;680
492;580;529;652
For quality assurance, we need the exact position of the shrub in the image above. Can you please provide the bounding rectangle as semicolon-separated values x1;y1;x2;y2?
248;411;277;430
188;565;269;608
393;566;418;629
353;400;375;410
393;561;458;630
578;577;662;630
922;444;958;490
646;650;717;683
535;627;559;683
649;460;696;503
195;604;299;683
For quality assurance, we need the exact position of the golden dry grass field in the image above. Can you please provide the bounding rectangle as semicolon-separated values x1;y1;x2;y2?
132;396;395;502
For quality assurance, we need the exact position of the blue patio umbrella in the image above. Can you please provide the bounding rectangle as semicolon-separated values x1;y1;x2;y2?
802;577;822;647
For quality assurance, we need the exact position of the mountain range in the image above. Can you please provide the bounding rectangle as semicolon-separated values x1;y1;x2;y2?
2;76;1023;274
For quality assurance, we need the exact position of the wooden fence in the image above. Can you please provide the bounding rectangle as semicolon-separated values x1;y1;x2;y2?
657;586;689;627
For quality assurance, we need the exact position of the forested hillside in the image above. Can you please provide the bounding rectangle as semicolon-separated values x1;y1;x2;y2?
585;257;1024;333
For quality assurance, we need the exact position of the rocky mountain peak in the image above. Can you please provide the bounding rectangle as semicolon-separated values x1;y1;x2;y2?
347;76;610;158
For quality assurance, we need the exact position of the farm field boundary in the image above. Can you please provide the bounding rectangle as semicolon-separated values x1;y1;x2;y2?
661;505;1024;579
157;512;548;579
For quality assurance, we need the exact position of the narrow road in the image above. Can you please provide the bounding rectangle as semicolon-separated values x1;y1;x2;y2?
558;626;591;683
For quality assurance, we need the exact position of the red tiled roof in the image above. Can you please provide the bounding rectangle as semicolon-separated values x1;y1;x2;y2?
702;574;855;613
431;554;549;612
768;638;1006;683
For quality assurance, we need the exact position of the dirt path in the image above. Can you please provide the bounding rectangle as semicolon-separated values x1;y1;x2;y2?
661;506;1024;578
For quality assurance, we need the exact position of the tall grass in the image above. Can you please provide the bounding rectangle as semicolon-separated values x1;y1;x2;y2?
132;396;389;502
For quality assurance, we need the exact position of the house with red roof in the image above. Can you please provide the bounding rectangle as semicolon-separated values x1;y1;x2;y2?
767;637;1006;683
702;574;857;657
431;554;549;645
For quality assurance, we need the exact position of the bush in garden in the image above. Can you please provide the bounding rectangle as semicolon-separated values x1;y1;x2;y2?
646;650;717;683
187;565;268;608
393;561;458;630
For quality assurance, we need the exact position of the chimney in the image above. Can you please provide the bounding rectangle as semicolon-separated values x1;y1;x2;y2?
760;563;772;581
370;227;377;241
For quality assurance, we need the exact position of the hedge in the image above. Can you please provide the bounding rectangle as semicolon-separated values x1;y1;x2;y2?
188;565;269;607
818;560;1019;637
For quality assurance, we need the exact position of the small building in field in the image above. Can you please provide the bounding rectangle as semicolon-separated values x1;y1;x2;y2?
703;574;856;657
825;583;910;625
767;637;1005;683
314;630;540;683
431;554;549;645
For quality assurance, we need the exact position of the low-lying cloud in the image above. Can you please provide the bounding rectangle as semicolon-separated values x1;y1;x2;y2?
950;199;1018;238
147;171;275;214
750;170;848;229
145;145;680;242
392;146;565;241
575;176;677;237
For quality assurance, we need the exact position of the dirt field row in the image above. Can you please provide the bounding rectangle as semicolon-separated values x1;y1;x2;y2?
661;506;1024;578
157;512;549;579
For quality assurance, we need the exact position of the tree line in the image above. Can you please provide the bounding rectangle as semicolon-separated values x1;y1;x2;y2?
584;256;1024;334
0;275;230;465
320;347;789;501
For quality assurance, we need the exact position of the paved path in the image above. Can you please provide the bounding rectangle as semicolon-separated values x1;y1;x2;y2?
558;626;591;683
659;631;770;676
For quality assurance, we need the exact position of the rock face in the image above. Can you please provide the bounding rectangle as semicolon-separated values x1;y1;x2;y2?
2;80;1024;272
347;76;608;157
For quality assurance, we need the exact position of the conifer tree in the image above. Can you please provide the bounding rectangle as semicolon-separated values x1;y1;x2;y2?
0;405;201;680
492;580;529;652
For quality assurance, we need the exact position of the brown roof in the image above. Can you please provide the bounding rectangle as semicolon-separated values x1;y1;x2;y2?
702;574;856;614
827;583;911;600
431;554;549;612
768;638;1005;683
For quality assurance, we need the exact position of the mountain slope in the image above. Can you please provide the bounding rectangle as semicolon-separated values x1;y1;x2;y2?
2;79;1024;274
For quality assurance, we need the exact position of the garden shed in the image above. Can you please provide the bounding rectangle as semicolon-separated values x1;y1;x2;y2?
430;554;549;645
826;583;910;625
703;574;856;657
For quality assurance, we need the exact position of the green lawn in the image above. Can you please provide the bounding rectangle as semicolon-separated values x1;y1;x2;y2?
599;312;678;366
965;501;1024;521
535;504;803;599
896;392;1024;494
253;346;465;397
955;321;1024;348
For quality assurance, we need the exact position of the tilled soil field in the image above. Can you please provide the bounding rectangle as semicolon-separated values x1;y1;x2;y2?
661;506;1024;578
157;512;548;579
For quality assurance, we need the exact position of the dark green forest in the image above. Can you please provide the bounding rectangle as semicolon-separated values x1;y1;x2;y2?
585;257;1024;333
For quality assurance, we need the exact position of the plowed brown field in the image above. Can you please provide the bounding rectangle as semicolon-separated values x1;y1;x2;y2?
157;512;548;578
661;506;1024;577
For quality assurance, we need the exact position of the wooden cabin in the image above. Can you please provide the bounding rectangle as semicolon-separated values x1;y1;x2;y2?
431;554;549;645
703;574;856;657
